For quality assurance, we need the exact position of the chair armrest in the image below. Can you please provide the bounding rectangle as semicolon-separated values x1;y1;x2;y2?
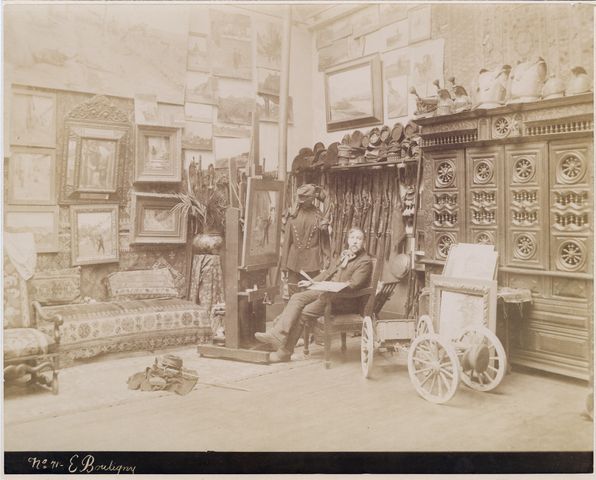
33;301;63;345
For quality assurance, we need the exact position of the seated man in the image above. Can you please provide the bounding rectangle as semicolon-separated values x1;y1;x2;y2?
255;227;373;362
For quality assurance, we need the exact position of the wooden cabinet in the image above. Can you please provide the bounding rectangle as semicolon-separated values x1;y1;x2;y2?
416;94;593;380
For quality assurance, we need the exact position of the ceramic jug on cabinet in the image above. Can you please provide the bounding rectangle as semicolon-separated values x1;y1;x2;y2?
476;65;511;108
507;57;547;103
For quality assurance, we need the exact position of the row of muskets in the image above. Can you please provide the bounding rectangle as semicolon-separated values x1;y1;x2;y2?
324;167;402;260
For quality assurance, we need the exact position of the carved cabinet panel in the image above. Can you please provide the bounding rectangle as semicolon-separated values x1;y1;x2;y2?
428;149;465;260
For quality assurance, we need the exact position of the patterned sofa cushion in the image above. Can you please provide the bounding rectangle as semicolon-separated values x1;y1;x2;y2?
107;268;179;300
4;328;55;361
30;267;82;306
37;298;212;363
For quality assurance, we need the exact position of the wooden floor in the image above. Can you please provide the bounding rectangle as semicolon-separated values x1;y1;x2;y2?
4;339;593;453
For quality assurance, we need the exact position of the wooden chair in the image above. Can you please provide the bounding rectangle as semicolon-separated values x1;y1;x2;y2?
304;238;385;369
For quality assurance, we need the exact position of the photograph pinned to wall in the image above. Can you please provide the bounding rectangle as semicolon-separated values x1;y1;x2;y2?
11;87;56;147
211;36;252;80
70;204;119;265
135;125;182;183
256;19;282;70
187;33;211;73
5;4;188;104
182;121;213;150
242;178;285;267
408;39;445;97
8;147;56;205
130;192;187;244
186;72;218;105
408;5;432;44
379;2;408;25
5;206;59;253
257;68;281;96
210;9;251;41
184;102;213;123
134;94;160;125
217;78;254;125
318;38;350;72
78;138;118;193
386;75;409;118
213;123;252;138
257;94;294;124
351;5;380;38
189;7;210;35
325;54;383;132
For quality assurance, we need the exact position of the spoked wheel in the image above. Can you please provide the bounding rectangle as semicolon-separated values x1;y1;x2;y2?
407;333;460;404
361;316;374;378
455;325;507;392
416;314;435;336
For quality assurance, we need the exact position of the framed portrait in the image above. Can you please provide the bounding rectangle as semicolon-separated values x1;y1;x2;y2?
5;206;59;253
241;178;285;268
70;205;119;266
130;192;187;245
8;147;56;205
429;275;498;341
324;54;383;132
135;126;182;183
11;87;56;147
60;98;130;204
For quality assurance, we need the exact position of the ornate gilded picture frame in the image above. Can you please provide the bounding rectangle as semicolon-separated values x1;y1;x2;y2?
324;54;383;132
130;192;187;245
135;125;182;183
60;96;130;204
70;204;119;266
429;274;498;340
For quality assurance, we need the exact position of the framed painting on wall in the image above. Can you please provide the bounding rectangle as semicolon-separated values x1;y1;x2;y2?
70;204;119;266
241;177;285;268
5;206;60;253
8;147;56;205
130;192;187;245
61;117;130;204
408;5;432;44
324;54;383;132
135;125;182;183
11;87;56;147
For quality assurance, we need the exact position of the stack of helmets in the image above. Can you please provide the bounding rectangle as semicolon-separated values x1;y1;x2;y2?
291;147;314;174
310;142;326;170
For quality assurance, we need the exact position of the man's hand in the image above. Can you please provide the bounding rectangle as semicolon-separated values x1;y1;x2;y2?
297;280;312;288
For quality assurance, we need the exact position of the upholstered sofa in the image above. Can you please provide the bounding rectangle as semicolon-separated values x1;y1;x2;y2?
31;267;213;365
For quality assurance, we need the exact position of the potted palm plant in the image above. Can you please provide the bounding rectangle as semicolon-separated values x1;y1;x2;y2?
172;163;228;254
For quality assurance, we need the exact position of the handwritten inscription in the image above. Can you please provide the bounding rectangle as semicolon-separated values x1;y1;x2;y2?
28;454;136;474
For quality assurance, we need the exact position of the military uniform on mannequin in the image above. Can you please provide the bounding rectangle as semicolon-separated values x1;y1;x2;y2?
280;183;330;297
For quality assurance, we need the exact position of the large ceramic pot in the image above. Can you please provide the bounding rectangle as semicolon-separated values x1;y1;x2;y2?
192;232;224;254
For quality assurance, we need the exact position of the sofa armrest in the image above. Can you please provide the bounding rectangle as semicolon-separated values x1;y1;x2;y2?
32;301;63;345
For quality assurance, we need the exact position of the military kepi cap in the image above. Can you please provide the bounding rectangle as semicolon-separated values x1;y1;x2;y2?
297;184;316;197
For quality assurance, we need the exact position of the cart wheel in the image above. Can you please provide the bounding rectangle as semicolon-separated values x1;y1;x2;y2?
408;333;460;404
361;316;374;378
416;314;435;336
455;325;507;392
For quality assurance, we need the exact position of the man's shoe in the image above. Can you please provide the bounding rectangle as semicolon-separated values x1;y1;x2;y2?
254;332;282;350
269;350;291;363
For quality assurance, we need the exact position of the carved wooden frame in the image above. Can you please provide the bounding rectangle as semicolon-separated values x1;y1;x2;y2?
70;204;119;266
60;96;130;204
135;125;182;183
429;274;497;338
130;192;187;245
